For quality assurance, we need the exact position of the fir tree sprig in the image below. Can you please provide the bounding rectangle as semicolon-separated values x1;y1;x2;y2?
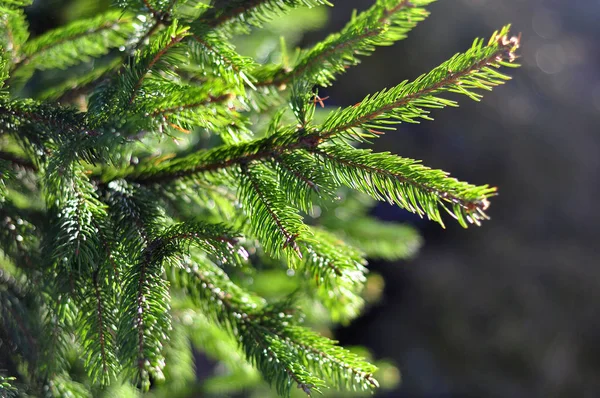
195;0;332;36
76;267;119;385
170;251;377;396
0;4;29;63
101;26;518;226
299;227;367;323
8;11;138;89
255;0;435;88
239;162;307;259
320;26;520;141
312;145;495;227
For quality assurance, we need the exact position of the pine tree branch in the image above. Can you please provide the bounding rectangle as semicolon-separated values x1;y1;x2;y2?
171;254;374;396
240;163;304;258
320;27;520;141
244;324;317;395
298;227;367;322
118;219;239;390
272;156;318;194
128;32;187;105
266;325;378;389
313;146;494;226
0;100;99;147
76;263;119;384
196;0;329;33
149;93;231;118
0;7;29;59
10;12;135;74
103;28;519;189
187;32;256;89
92;219;120;282
0;2;522;394
257;27;382;89
255;0;432;88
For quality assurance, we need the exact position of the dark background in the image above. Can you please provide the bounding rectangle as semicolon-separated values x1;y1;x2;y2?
25;1;600;397
321;1;600;397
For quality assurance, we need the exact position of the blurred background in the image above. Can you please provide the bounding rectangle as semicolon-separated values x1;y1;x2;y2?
23;0;600;397
323;1;600;397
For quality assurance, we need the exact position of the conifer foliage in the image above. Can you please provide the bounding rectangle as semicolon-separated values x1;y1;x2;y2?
0;0;519;396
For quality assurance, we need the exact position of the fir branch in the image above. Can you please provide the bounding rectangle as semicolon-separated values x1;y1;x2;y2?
149;92;231;119
148;221;244;264
313;145;495;227
171;252;376;396
299;227;367;323
127;26;189;105
269;324;378;391
76;268;119;385
196;0;331;35
139;79;249;142
105;27;518;190
239;162;307;259
0;2;522;396
270;152;335;213
87;21;190;130
320;26;520;141
105;181;164;252
119;240;171;391
188;31;256;89
101;130;307;183
256;0;434;88
0;6;29;61
172;255;321;396
44;166;108;272
0;99;98;158
11;11;137;75
118;220;242;389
